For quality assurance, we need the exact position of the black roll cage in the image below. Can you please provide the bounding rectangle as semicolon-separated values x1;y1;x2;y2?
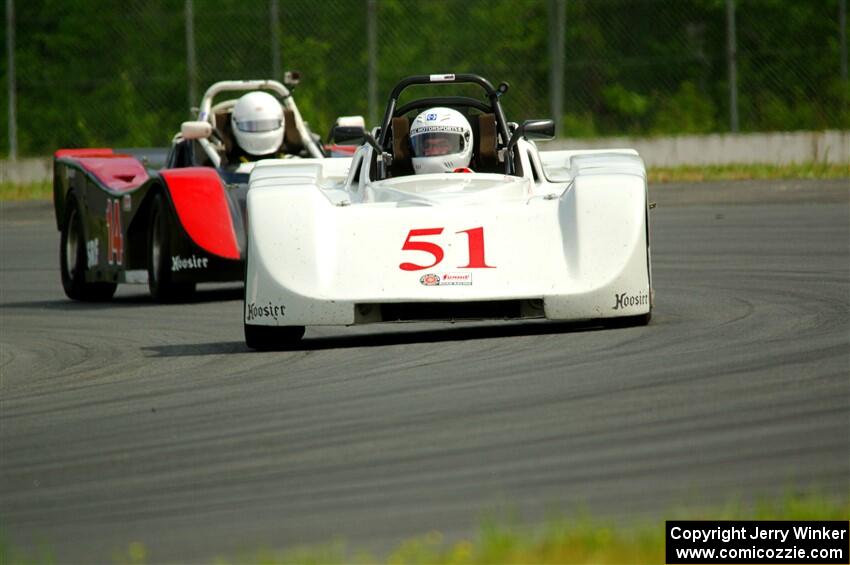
394;96;492;117
377;74;511;152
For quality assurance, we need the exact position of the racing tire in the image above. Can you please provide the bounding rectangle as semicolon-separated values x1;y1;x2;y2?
148;194;196;303
60;198;117;301
244;324;305;351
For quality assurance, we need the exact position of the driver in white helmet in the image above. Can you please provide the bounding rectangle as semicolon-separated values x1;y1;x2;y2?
409;107;473;174
230;91;285;162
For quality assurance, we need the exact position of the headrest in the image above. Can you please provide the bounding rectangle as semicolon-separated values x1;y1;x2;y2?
283;109;302;149
392;117;410;162
477;113;498;171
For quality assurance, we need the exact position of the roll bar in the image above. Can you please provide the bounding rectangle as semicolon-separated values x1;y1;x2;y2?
377;74;511;151
195;79;323;159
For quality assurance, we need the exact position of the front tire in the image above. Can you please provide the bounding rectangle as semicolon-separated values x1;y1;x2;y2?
60;198;117;301
148;194;196;303
244;324;305;351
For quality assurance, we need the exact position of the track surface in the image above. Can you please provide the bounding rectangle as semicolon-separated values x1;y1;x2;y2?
1;180;848;561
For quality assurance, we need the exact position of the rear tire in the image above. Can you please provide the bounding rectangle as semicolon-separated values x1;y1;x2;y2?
60;198;117;301
244;324;305;351
148;194;196;303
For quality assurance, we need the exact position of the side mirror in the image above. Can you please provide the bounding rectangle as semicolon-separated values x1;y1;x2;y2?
336;115;366;129
521;119;556;140
181;121;212;140
331;124;367;144
330;116;367;145
504;119;556;174
507;119;555;148
334;125;393;179
335;126;383;153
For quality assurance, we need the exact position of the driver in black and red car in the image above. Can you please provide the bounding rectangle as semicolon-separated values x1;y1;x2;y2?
228;91;286;164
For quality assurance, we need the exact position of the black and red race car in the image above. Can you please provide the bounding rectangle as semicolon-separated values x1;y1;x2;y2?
53;78;340;302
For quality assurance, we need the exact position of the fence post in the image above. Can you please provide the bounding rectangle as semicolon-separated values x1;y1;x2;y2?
186;0;198;112
367;0;378;127
840;0;847;82
270;0;281;80
726;0;739;132
548;0;566;137
6;0;18;160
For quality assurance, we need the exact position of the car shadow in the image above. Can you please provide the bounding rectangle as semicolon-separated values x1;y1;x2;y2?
0;286;243;311
142;319;612;357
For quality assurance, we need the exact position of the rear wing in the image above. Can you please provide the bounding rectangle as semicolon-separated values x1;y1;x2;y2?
52;148;164;229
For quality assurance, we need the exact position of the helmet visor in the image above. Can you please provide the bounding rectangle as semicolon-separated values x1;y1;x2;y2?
410;132;465;157
234;118;283;133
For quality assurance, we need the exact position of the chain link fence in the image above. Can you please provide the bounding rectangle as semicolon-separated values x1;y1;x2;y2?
3;0;848;157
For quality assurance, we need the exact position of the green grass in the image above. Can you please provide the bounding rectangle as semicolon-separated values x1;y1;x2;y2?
3;492;847;564
648;162;850;183
159;492;850;564
219;493;847;565
0;163;847;202
0;181;52;201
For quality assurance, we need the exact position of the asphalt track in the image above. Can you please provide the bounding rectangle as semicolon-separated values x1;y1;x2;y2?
1;179;848;562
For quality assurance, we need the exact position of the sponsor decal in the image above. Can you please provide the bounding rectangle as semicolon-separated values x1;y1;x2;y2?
171;254;209;272
429;73;455;82
419;272;473;286
410;125;465;135
612;291;649;310
246;301;286;322
440;272;472;285
86;239;99;268
426;113;437;121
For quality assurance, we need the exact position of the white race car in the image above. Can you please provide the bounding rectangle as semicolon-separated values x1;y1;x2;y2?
243;73;652;349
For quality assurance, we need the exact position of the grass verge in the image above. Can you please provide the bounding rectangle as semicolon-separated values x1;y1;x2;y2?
3;492;847;564
0;181;52;201
0;163;848;202
648;162;850;183
135;492;848;564
228;493;847;564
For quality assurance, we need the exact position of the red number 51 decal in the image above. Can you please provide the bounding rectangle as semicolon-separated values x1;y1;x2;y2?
399;226;495;271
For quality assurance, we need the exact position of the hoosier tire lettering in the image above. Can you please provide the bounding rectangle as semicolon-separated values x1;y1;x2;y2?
612;292;649;310
246;302;287;322
171;255;209;272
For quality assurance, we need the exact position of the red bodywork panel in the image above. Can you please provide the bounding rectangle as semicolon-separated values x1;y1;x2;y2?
160;168;240;260
324;144;358;157
55;148;150;191
55;148;116;158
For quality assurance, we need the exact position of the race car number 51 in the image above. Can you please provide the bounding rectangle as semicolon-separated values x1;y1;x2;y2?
399;227;495;271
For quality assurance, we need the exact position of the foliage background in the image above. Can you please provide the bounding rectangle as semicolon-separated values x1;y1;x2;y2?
2;0;849;156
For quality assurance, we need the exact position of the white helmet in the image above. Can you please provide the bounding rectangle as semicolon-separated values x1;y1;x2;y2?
231;91;284;156
409;107;472;174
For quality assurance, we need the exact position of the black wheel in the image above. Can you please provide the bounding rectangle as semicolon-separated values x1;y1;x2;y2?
244;323;305;351
60;198;117;301
148;194;195;303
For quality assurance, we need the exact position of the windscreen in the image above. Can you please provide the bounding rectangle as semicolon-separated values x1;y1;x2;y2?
234;119;282;132
410;130;466;157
